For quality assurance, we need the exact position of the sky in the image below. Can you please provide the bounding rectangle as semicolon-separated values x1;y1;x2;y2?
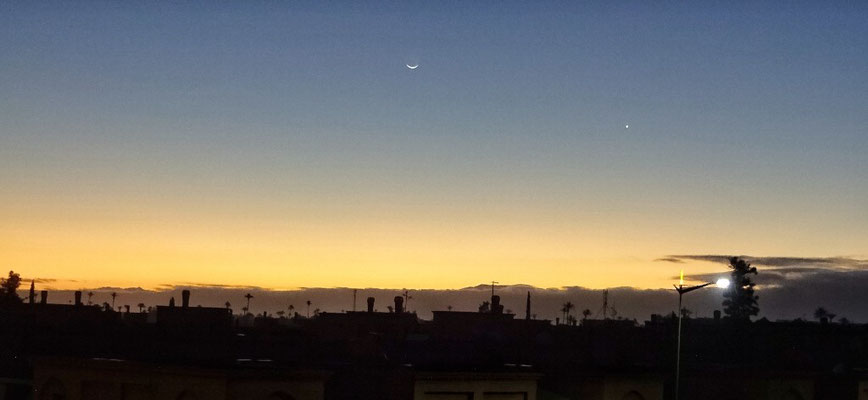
1;2;866;294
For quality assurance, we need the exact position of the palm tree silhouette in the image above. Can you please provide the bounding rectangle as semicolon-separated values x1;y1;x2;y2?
137;303;145;313
582;308;592;321
110;292;117;308
87;291;94;305
561;301;575;324
288;304;295;315
306;300;312;318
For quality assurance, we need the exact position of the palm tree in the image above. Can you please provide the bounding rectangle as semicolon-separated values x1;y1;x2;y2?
137;303;145;313
288;304;295;315
447;305;453;311
110;292;117;308
87;291;94;305
582;308;592;321
306;300;312;318
244;293;254;314
561;301;575;323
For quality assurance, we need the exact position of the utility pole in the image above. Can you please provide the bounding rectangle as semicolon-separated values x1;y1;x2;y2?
673;270;715;400
353;289;357;312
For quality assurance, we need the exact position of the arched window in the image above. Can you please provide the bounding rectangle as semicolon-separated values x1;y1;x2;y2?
38;377;67;400
621;391;645;400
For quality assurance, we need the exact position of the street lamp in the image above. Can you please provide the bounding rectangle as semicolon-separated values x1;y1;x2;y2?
673;270;729;400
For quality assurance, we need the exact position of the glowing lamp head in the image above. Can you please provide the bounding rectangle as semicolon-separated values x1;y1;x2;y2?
679;269;684;285
716;278;730;289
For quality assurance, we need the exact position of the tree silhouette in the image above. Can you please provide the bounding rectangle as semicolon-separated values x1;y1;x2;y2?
306;300;312;318
814;307;836;322
137;303;145;313
110;292;117;308
447;305;453;311
0;270;23;306
276;310;285;318
288;304;295;314
582;309;592;321
87;291;94;306
561;301;575;323
722;257;759;321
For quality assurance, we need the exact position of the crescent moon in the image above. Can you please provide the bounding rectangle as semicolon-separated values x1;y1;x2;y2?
406;64;419;70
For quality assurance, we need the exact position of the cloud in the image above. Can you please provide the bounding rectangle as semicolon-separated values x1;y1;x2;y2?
661;255;868;269
654;257;685;264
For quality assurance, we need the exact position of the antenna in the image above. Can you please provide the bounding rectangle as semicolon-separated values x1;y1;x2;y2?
597;289;615;319
403;289;413;312
491;281;499;298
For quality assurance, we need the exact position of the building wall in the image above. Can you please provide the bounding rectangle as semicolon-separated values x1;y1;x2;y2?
538;374;663;400
33;363;228;400
32;359;327;400
415;372;539;400
229;379;326;400
602;376;663;400
765;378;813;400
859;380;868;400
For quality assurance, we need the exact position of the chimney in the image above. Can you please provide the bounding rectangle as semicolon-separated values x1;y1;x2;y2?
394;296;404;314
169;297;176;307
182;290;190;308
525;291;531;320
40;290;48;305
74;291;82;306
367;297;375;313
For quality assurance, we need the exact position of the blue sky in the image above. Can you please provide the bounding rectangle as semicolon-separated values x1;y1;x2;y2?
1;1;866;290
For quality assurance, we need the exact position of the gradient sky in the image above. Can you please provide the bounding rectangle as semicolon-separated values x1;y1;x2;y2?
1;2;866;291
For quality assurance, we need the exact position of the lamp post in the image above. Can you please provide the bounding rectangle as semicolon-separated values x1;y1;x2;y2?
673;271;729;400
